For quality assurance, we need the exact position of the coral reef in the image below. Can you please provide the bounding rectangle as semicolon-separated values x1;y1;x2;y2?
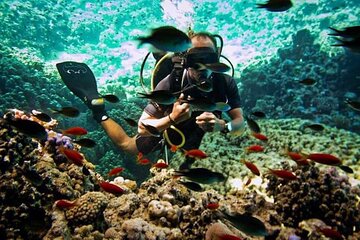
0;112;98;239
0;111;268;239
267;163;360;237
170;118;360;196
0;125;50;239
240;28;360;132
205;222;236;240
0;111;360;239
65;192;108;226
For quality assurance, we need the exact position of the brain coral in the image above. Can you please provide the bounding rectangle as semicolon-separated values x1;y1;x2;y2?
65;192;108;227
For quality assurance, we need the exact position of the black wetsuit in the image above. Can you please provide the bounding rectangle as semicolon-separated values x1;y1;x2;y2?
135;71;241;154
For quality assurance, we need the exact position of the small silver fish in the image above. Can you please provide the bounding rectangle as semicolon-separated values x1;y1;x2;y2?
73;138;96;148
332;37;360;53
178;180;204;192
338;165;353;174
329;26;360;39
219;211;268;236
50;107;80;117
31;110;52;122
7;118;47;140
245;115;261;133
194;62;230;73
345;98;360;111
138;90;177;105
256;0;293;12
137;26;192;53
299;78;316;86
173;168;226;184
304;123;325;131
141;122;161;137
251;111;266;118
102;94;119;103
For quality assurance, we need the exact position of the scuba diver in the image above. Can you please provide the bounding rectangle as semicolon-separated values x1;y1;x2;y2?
57;30;246;168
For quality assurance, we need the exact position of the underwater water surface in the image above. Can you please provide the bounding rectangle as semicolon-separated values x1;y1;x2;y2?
0;0;360;239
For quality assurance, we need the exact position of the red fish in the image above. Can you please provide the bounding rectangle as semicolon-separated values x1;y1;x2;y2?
99;181;124;195
152;162;169;169
268;169;297;180
288;152;303;161
206;202;219;210
285;148;310;165
285;148;303;161
138;158;151;165
55;199;77;209
252;132;268;141
62;126;87;136
246;145;264;153
317;226;343;239
244;177;252;187
170;144;179;152
108;167;124;176
137;152;143;161
294;158;311;166
241;159;260;176
306;153;342;166
58;146;84;166
219;234;242;240
136;152;152;165
184;149;208;159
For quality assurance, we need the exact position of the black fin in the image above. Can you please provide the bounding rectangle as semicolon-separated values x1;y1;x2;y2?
56;61;100;102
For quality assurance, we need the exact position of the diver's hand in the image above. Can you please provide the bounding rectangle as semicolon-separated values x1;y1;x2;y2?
170;93;191;124
196;112;225;132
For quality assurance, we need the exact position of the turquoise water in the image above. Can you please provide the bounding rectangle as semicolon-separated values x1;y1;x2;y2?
1;0;360;179
1;0;359;79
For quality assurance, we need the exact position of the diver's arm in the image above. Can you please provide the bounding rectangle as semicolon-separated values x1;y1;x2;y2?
138;95;191;135
196;112;225;132
100;118;138;154
226;107;246;134
195;107;245;134
137;112;173;135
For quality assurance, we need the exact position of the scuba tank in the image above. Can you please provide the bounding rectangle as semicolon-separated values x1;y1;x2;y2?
139;29;234;93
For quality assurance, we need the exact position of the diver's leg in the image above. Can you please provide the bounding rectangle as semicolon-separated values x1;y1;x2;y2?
56;61;110;122
56;61;137;153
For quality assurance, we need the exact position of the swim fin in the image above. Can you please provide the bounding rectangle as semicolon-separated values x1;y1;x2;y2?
56;61;100;103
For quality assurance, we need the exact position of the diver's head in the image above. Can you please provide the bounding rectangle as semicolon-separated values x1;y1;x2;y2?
186;33;218;84
190;32;217;50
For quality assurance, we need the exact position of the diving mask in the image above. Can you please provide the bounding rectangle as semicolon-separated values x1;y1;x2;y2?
186;47;218;68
